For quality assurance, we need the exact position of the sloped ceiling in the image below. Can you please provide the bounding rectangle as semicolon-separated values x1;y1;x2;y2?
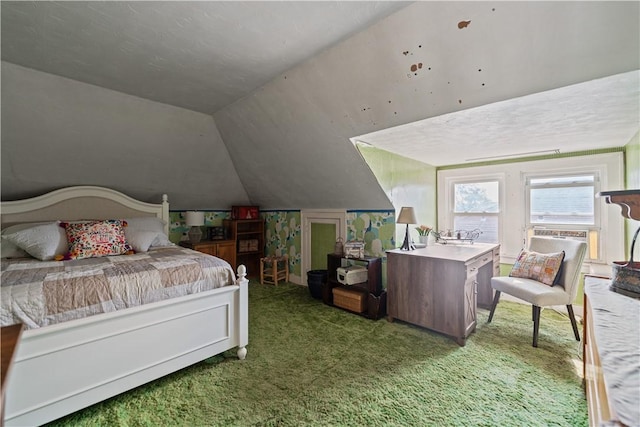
2;2;639;210
355;70;639;166
1;1;409;115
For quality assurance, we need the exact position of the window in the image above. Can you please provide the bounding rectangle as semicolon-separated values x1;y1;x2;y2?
451;180;500;244
528;174;596;225
526;172;600;260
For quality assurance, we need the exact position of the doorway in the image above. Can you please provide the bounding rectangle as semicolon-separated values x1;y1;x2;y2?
301;210;346;285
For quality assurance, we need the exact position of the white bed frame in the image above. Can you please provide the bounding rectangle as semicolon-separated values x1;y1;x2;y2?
1;186;249;426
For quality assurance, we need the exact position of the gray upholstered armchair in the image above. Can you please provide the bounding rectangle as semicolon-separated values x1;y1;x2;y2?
488;236;588;347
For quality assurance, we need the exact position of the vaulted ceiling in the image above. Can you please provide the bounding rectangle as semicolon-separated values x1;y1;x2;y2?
2;2;638;209
1;1;409;115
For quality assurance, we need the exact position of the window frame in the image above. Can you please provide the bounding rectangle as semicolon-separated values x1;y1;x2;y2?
524;170;601;261
443;174;504;244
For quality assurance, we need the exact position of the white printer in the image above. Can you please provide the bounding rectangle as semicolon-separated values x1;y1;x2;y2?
336;265;368;285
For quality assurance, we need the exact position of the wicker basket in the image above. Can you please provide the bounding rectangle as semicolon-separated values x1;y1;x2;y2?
610;226;640;299
332;287;367;313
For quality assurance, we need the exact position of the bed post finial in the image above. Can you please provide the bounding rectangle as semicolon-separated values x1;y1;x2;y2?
162;194;168;203
237;264;247;280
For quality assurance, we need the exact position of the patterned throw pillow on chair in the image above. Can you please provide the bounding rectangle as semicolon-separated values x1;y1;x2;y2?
509;249;565;286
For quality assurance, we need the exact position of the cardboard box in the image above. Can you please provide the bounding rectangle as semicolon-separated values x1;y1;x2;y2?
332;287;367;313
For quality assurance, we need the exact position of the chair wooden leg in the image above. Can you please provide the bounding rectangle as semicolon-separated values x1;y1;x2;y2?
273;263;279;286
487;291;501;323
532;305;541;347
567;304;580;341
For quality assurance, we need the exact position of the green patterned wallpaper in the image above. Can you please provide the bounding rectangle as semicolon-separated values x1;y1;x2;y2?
168;211;230;243
263;211;302;277
346;210;396;258
169;209;396;280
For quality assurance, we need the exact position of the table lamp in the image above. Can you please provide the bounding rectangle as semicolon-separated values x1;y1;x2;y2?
185;211;205;243
397;206;417;250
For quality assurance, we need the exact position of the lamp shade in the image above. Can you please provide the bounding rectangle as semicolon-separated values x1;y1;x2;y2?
396;207;417;224
185;211;205;227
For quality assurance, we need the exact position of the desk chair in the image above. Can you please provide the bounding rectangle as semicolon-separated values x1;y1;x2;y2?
488;237;587;347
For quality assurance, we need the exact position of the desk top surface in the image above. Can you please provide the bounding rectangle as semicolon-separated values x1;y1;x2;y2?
585;276;640;426
387;242;498;263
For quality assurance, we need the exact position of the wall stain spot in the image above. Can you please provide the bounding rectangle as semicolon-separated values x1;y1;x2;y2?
402;51;409;56
478;68;482;72
458;20;471;29
482;83;485;86
418;45;422;48
458;99;463;104
410;63;423;73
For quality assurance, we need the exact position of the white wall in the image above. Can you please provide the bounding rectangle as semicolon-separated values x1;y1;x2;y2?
437;152;625;275
1;62;249;210
214;2;638;210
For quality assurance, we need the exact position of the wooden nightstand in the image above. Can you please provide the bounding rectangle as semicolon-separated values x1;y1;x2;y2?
180;240;236;270
1;324;23;427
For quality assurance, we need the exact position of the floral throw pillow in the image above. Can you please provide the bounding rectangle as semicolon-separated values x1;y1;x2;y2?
509;249;565;286
59;220;133;260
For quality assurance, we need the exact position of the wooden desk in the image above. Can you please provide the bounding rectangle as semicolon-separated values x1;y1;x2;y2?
386;243;499;346
1;324;23;427
583;276;640;427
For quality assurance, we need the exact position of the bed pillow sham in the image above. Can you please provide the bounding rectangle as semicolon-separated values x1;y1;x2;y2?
125;230;160;253
124;217;174;247
60;220;133;260
2;221;69;261
1;223;32;258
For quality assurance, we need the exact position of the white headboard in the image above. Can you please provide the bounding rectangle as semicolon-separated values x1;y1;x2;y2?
1;186;170;234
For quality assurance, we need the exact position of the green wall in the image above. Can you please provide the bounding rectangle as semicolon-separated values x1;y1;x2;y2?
311;223;336;270
356;143;437;244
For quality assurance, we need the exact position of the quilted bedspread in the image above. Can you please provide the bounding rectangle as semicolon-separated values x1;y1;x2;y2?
1;247;236;329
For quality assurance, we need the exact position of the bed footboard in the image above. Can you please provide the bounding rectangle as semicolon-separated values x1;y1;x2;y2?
4;266;249;427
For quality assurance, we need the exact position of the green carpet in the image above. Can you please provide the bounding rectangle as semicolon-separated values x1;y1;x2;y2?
48;282;588;426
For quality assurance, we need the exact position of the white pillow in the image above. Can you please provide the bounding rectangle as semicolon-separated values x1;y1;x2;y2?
2;222;68;260
124;217;174;247
124;217;166;232
2;222;52;259
125;230;160;253
1;240;29;258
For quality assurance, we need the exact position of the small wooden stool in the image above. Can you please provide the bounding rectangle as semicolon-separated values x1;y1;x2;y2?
260;255;289;285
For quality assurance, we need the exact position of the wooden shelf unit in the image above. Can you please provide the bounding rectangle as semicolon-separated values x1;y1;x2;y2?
323;254;386;320
223;219;265;278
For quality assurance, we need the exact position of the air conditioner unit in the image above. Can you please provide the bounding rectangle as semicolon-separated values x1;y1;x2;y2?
530;228;598;260
532;228;588;242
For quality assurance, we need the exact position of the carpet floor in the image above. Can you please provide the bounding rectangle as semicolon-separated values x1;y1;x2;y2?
48;282;588;427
